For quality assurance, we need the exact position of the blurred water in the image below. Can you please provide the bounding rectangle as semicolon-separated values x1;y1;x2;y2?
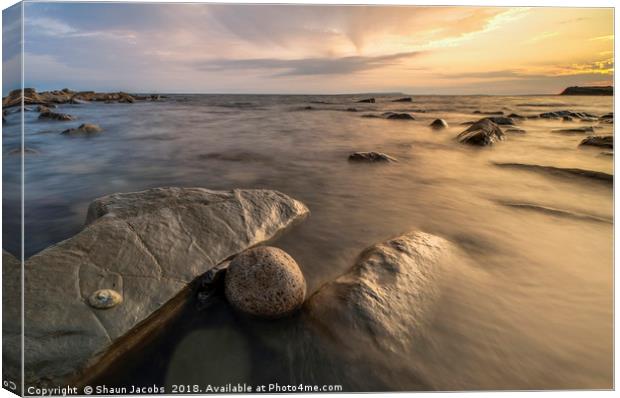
3;94;613;390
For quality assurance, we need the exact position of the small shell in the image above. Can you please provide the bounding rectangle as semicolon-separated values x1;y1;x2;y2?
88;289;122;309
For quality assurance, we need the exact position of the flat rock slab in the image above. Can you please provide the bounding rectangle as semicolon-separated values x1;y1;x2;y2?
7;187;308;387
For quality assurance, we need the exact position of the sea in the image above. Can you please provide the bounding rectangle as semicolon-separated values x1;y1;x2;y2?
2;93;613;390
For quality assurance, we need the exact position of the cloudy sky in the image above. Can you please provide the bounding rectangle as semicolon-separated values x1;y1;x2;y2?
2;2;614;95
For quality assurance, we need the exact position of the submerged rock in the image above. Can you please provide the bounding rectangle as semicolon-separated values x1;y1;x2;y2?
497;201;612;224
486;116;514;125
505;128;526;134
507;113;525;119
392;97;412;102
9;187;309;386
473;110;504;115
225;246;306;319
8;147;39;155
551;126;595;135
357;98;375;103
306;231;457;354
61;123;103;136
429;119;448;129
457;118;504;146
39;110;75;121
494;162;612;185
579;135;613;149
386;112;415;120
361;114;381;118
348;152;397;163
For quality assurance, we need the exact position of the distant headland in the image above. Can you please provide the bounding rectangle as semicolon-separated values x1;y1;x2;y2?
560;86;613;96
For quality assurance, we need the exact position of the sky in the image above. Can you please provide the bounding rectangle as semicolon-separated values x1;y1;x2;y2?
2;2;615;95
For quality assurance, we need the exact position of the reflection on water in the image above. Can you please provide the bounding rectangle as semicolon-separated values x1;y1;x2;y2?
3;94;613;390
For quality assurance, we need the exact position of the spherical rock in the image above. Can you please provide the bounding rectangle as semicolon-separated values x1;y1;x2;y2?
224;246;306;319
88;289;122;309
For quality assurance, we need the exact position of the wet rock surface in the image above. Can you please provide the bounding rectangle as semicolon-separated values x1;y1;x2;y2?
61;123;103;137
39;110;76;121
385;112;415;120
457;118;504;146
7;187;309;386
306;231;457;356
579;135;613;149
357;98;375;103
225;246;306;319
348;152;397;163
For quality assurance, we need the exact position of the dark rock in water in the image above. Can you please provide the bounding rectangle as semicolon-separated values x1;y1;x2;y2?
429;119;448;129
507;113;525;119
8;147;39;155
392;97;412;102
306;231;458;355
579;135;613;149
541;110;598;120
497;201;612;224
225;246;306;319
494;162;612;185
61;123;103;136
560;86;613;96
39;110;75;121
551;126;595;135
562;116;573;122
460;121;475;126
198;151;271;163
600;112;613;120
486;116;514;125
361;114;381;118
346;108;358;112
36;105;51;113
505;128;526;134
357;98;375;103
457;118;504;146
348;152;397;163
386;112;415;120
600;151;613;157
474;110;504;115
7;187;309;386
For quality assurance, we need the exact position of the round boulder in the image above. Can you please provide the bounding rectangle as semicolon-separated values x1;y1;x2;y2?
224;246;306;319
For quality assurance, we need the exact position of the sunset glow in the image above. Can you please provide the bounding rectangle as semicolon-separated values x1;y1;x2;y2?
4;4;614;94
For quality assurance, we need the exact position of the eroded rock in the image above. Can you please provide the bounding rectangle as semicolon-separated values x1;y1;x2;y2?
457;118;504;146
306;231;456;355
